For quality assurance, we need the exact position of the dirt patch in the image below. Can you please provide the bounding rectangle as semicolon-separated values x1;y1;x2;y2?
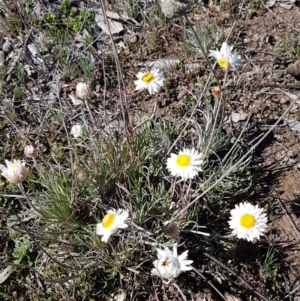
256;124;300;296
239;5;300;295
274;167;300;289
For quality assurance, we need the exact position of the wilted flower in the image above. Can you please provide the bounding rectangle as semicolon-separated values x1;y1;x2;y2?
209;42;242;70
152;244;193;281
166;148;203;180
162;221;179;238
134;69;164;95
24;145;37;158
229;202;268;242
0;159;26;184
211;86;221;98
96;208;129;242
71;124;83;138
76;82;91;99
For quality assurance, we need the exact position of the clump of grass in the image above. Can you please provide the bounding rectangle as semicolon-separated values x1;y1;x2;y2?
34;0;94;36
275;31;300;58
187;22;218;59
9;86;255;299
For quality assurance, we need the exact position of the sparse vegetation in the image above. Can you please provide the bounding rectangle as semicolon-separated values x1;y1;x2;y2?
1;0;300;300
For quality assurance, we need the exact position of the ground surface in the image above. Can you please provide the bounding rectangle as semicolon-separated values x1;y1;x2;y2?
237;4;300;298
1;0;300;300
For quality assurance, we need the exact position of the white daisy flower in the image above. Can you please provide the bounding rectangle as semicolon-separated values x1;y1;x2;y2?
166;148;203;180
71;124;83;138
0;159;26;184
209;41;242;70
152;244;193;281
96;208;129;242
76;82;91;99
134;69;164;95
229;202;268;242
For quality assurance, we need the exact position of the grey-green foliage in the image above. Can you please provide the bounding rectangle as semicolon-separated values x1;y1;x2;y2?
34;167;79;226
187;22;218;59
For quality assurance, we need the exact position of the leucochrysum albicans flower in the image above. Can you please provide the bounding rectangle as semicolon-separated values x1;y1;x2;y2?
96;208;129;242
152;244;193;281
229;202;268;242
166;148;203;180
134;69;164;95
209;42;242;70
0;159;26;184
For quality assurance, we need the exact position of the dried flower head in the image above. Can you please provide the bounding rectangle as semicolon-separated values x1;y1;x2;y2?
24;145;37;158
211;86;222;98
162;221;179;238
76;82;91;99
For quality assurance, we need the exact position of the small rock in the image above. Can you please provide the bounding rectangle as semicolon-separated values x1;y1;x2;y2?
286;60;300;80
126;31;138;44
231;111;247;123
280;98;289;104
2;40;11;52
159;0;189;18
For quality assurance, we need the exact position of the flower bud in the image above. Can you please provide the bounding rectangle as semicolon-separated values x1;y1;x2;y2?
24;145;37;158
211;86;221;98
0;159;26;184
76;82;91;99
71;124;83;138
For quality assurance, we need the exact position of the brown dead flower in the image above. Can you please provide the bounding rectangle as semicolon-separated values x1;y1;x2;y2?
211;86;222;98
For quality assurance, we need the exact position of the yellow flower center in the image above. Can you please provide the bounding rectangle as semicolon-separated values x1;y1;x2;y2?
217;57;228;68
162;259;171;267
240;213;256;229
102;213;115;229
176;154;191;167
142;72;154;83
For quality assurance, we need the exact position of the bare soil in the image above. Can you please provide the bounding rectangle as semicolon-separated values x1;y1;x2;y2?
234;3;300;299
